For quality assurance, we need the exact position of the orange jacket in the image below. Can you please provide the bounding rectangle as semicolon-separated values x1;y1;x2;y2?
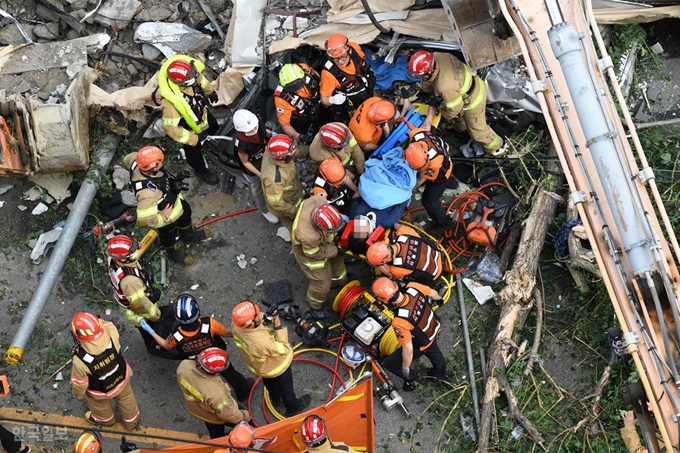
348;97;383;148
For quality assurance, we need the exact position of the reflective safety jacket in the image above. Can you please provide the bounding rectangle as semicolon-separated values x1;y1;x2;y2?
389;225;442;283
274;63;320;126
260;153;304;220
309;131;365;176
409;130;452;183
419;52;475;120
176;359;250;425
313;177;351;213
292;196;339;272
320;43;373;107
159;55;215;147
108;258;159;326
123;153;185;230
71;320;132;399
390;283;441;351
166;317;229;359
305;440;359;453
231;313;293;378
348;96;384;148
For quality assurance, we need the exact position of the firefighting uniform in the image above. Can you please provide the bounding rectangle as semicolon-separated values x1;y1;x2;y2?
70;319;140;429
348;97;386;151
620;424;665;453
108;258;160;327
292;196;348;309
159;55;218;174
381;282;447;382
386;225;442;285
305;440;359;453
260;152;305;231
420;52;503;154
410;130;457;229
176;359;251;439
231;313;302;415
123;152;194;249
309;130;365;178
274;63;320;138
165;317;253;401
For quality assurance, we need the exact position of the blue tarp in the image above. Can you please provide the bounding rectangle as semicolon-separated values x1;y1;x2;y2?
358;147;417;210
363;47;422;91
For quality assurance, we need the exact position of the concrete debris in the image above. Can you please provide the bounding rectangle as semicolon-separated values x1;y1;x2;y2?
55;371;63;381
238;254;246;260
32;203;49;215
112;165;130;190
651;42;664;54
238;259;247;269
143;118;165;138
250;257;258;265
0;7;33;43
29;173;74;204
23;186;44;202
134;22;213;57
30;223;64;264
95;0;143;29
462;278;496;305
191;284;199;290
0;201;4;209
0;184;13;195
282;16;309;31
121;190;137;207
11;80;31;94
33;22;60;40
135;6;173;22
255;279;264;287
276;227;291;242
141;43;163;60
18;205;27;211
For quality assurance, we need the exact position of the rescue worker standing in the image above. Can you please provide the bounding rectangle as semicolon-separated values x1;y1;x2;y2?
310;122;365;179
407;50;506;156
403;129;458;236
313;159;359;216
124;145;211;265
261;135;305;232
301;415;359;453
320;33;375;123
159;55;220;185
176;347;251;439
231;301;311;416
371;278;448;391
365;223;442;286
348;97;396;154
274;63;320;146
292;197;348;319
70;313;140;429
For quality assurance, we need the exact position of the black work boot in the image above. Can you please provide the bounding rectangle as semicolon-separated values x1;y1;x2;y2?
163;245;194;265
179;224;212;244
196;169;219;185
285;394;312;417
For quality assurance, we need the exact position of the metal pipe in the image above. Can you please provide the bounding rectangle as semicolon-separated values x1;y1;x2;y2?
543;0;564;26
457;274;481;426
4;133;120;365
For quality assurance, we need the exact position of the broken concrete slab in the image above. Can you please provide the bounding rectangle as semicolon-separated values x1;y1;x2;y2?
1;40;87;75
29;173;73;204
462;278;496;305
32;202;49;215
95;0;143;29
141;43;162;60
135;6;173;22
33;23;60;41
134;22;212;55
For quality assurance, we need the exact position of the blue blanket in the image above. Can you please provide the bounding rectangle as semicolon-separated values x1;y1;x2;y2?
363;47;422;91
358;147;417;210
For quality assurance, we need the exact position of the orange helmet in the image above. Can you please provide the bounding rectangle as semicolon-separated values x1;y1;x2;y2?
404;141;430;171
106;235;137;261
368;100;396;125
74;429;102;453
136;146;164;172
319;122;350;151
325;34;349;59
371;277;400;304
366;241;393;266
232;300;260;328
319;159;346;186
408;50;435;77
266;135;297;162
197;347;229;374
301;415;328;446
228;422;256;452
313;204;345;233
71;312;104;343
167;59;196;85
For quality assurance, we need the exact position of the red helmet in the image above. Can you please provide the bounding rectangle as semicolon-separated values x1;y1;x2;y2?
313;203;345;233
74;429;102;453
266;135;297;162
71;312;104;343
232;300;260;328
319;159;346;186
371;277;400;304
368;100;396;125
404;141;430;171
228;422;256;452
197;347;229;374
167;59;196;85
366;241;393;267
107;235;137;261
319;122;350;151
325;34;349;59
408;50;435;77
136;146;164;172
301;415;328;446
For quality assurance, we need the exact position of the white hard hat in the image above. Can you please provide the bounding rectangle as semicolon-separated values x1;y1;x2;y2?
233;109;258;133
341;342;366;369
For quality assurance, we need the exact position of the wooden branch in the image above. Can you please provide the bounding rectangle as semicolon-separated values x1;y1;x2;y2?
524;288;544;376
498;374;546;444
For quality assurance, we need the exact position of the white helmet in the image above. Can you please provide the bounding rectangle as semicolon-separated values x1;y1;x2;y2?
233;109;259;135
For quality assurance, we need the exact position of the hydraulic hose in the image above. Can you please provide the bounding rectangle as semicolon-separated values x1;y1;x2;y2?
197;206;258;228
360;0;390;34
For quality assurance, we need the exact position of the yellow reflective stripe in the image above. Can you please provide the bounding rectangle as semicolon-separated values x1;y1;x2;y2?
200;77;209;89
215;395;235;410
460;64;472;94
302;260;327;270
163;117;181;126
332;269;347;281
261;351;292;378
303;246;320;256
267;192;283;202
137;205;159;217
127;288;145;302
349;136;357;147
445;97;463;109
483;134;503;151
464;77;486;111
342;155;351;166
178;129;192;144
180;378;204;402
147;302;158;318
307;293;325;304
291;201;305;246
125;309;143;324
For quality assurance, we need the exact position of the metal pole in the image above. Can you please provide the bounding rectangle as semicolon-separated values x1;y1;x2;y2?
457;274;481;426
4;133;121;365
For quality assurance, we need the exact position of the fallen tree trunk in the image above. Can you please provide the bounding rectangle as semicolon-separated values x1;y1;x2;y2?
477;188;563;452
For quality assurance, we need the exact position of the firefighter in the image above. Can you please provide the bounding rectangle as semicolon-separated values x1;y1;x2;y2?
176;347;252;439
310;122;365;179
320;33;375;123
231;301;311;417
159;55;220;185
70;313;140;429
292;197;348;318
260;135;305;232
231;109;279;224
73;430;140;453
274;63;320;147
348;97;396;153
371;278;448;391
141;293;254;402
407;50;507;156
123;145;211;265
365;223;443;286
0;425;29;453
312;159;359;216
216;422;256;453
403;128;458;236
301;415;359;453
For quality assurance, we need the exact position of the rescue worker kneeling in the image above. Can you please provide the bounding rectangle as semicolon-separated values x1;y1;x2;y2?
371;278;448;391
123;145;211;265
73;429;139;453
292;197;348;319
176;347;252;439
348;97;396;154
231;301;311;417
301;415;359;452
218;422;256;453
366;223;442;286
310;122;365;179
313;159;360;216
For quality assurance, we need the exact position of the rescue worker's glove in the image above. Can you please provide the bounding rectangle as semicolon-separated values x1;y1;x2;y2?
402;367;418;381
298;133;314;146
208;92;219;104
329;93;347;105
140;319;155;335
120;435;138;452
148;287;161;303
